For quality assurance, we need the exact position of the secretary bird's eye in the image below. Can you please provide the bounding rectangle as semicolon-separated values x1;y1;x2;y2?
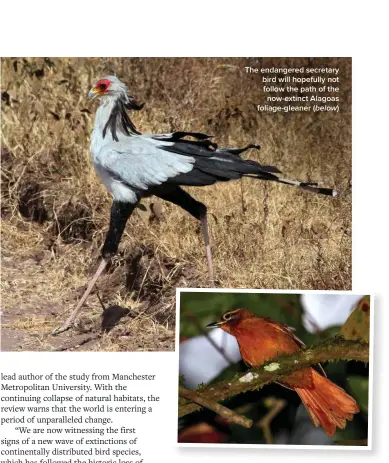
97;79;110;91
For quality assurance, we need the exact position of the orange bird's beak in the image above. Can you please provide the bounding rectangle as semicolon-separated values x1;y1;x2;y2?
206;320;223;328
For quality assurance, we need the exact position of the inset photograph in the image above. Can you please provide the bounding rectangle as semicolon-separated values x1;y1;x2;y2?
178;290;371;448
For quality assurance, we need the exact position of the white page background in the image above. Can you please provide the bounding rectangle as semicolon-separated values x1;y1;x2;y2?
0;1;387;462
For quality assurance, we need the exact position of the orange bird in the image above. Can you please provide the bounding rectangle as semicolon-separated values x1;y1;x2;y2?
207;308;359;436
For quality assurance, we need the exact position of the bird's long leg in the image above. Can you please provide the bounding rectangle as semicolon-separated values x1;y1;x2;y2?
155;186;215;285
51;259;109;335
52;200;136;335
200;212;214;285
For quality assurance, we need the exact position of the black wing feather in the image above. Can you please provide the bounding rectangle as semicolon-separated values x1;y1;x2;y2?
157;135;282;186
103;100;335;197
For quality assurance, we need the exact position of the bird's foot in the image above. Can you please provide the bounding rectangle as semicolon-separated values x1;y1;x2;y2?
51;319;76;335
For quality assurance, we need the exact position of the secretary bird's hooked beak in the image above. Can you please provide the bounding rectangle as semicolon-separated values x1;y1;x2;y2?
88;88;99;100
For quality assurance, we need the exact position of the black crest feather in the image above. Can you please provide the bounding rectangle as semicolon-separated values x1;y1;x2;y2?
103;94;144;140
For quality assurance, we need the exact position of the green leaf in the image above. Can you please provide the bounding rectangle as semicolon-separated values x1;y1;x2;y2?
347;375;369;414
340;296;370;343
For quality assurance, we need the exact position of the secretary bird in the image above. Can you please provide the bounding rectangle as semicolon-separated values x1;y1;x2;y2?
52;75;337;334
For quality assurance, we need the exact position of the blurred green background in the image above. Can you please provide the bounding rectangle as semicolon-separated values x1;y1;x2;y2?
180;292;340;344
179;292;369;445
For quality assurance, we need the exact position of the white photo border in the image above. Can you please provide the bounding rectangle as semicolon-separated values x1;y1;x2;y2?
176;288;373;451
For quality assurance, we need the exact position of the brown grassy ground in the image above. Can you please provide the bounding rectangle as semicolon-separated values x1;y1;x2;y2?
0;58;351;351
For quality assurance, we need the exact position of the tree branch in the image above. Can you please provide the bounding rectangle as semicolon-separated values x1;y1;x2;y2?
179;386;253;428
179;337;369;419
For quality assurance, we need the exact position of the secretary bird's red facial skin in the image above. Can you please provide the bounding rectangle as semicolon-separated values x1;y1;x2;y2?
88;79;112;100
95;79;111;94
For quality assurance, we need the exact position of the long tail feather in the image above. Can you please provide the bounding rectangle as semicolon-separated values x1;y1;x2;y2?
296;369;359;436
275;177;338;197
159;137;337;195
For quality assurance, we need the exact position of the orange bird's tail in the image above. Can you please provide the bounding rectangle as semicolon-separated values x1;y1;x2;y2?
295;369;360;436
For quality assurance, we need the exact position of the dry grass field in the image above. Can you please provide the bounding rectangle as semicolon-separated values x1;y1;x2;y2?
0;58;351;351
